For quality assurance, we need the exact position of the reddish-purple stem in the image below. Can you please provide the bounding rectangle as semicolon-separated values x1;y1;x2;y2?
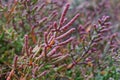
60;13;80;31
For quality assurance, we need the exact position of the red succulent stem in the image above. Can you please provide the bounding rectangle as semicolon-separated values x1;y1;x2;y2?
25;34;29;56
60;13;80;31
56;28;75;40
13;55;18;69
58;37;74;46
47;46;60;57
59;3;70;27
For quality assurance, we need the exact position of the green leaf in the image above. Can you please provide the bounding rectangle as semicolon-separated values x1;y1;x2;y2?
0;32;4;40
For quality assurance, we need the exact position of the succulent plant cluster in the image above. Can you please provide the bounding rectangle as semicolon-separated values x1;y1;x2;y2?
0;0;120;80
